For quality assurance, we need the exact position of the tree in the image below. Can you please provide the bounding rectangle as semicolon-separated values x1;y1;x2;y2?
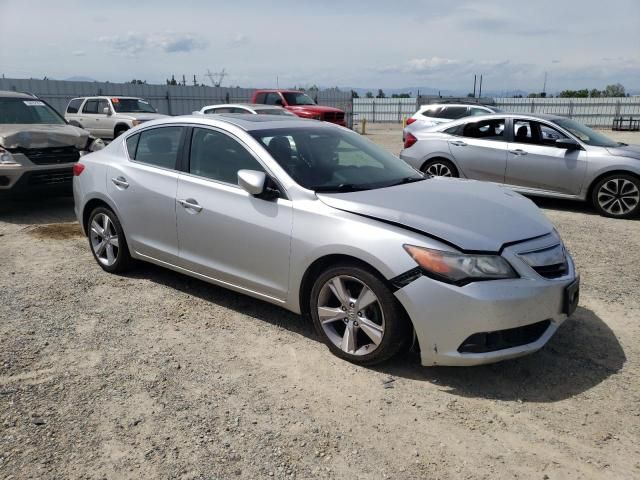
603;83;625;97
559;89;589;98
166;75;178;86
351;90;359;99
391;93;411;98
365;91;374;98
589;88;602;98
376;89;386;99
467;93;475;98
129;79;146;85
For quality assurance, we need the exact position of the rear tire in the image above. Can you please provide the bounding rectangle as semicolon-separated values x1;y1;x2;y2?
421;158;458;177
114;125;129;138
87;207;133;273
309;263;410;365
591;173;640;219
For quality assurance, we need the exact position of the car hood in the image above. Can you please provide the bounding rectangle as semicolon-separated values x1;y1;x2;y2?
0;124;90;149
117;113;168;121
317;178;554;252
287;105;343;114
606;144;640;159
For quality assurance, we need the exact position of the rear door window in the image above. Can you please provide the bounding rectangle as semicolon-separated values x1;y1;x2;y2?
462;119;506;141
82;100;99;114
265;93;283;105
439;106;469;119
133;126;184;169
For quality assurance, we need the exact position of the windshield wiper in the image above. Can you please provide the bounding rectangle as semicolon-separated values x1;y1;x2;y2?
383;176;427;187
313;183;370;193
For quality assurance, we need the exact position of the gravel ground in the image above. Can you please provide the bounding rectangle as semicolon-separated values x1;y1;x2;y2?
1;126;639;479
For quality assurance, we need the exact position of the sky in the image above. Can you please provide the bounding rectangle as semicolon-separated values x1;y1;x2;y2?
1;0;639;94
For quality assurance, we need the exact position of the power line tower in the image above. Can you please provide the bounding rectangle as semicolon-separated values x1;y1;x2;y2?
205;68;227;87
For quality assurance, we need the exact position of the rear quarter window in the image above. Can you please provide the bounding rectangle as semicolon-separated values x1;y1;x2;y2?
126;134;140;160
66;99;83;114
254;93;266;103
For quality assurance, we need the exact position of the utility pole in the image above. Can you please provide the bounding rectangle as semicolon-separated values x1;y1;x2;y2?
193;74;197;86
473;74;477;98
542;71;547;96
478;75;483;98
205;69;227;87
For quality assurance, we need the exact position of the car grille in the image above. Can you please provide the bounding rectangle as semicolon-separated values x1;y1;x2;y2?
28;169;74;186
532;262;568;279
518;243;569;279
322;112;345;122
458;320;551;354
11;146;80;165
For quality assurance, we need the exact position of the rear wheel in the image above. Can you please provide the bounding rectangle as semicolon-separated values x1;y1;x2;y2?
421;158;458;177
309;264;410;365
87;207;132;273
114;125;129;138
591;174;640;218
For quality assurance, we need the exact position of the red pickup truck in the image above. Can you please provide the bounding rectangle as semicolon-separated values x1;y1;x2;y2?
251;89;346;126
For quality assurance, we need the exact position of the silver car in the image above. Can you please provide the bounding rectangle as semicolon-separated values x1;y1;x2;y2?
400;113;640;218
73;114;579;367
193;103;296;116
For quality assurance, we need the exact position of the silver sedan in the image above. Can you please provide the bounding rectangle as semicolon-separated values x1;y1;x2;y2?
73;114;579;366
400;113;640;218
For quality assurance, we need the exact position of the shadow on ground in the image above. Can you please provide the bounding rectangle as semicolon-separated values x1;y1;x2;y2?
0;196;76;225
127;264;625;403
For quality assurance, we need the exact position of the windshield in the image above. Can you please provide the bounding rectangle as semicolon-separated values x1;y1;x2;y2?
282;92;316;106
111;98;157;113
553;118;621;147
0;97;66;125
251;127;424;192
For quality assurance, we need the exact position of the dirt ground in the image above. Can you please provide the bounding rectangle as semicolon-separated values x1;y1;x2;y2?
1;126;639;480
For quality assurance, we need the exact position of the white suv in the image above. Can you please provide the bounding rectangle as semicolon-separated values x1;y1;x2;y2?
404;103;499;141
65;96;167;139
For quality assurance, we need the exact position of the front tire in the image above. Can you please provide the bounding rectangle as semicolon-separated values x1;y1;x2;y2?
591;174;640;219
309;264;410;365
87;207;132;273
421;158;458;177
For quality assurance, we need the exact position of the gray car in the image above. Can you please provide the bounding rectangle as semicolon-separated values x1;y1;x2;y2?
73;114;579;367
400;113;640;218
0;90;102;198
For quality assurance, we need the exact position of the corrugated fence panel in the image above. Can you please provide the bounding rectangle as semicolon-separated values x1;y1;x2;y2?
0;78;341;121
353;98;418;123
495;97;640;128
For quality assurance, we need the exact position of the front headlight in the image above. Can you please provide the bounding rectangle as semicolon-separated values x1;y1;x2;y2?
403;244;518;285
0;147;20;166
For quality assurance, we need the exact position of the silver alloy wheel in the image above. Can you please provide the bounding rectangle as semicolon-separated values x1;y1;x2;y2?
317;275;385;355
89;213;120;267
597;178;640;216
425;162;453;177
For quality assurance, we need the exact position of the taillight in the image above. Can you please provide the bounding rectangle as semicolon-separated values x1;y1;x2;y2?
406;118;417;125
404;133;417;149
73;163;85;176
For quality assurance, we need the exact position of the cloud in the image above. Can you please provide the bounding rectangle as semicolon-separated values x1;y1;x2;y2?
228;33;249;47
72;50;86;57
99;32;206;56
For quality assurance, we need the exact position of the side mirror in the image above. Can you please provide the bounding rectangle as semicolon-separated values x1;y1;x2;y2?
238;170;281;200
103;107;112;116
556;138;581;150
238;170;266;196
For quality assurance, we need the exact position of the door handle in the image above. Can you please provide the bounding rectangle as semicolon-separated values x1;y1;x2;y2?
178;198;203;213
449;140;467;147
111;176;129;189
509;149;528;156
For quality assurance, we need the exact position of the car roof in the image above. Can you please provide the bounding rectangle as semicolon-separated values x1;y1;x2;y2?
71;96;142;100
203;103;285;110
254;89;304;94
420;103;495;109
147;114;335;132
0;90;38;99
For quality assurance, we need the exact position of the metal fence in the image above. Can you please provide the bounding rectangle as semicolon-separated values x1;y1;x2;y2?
0;77;353;127
354;96;640;128
494;97;640;128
